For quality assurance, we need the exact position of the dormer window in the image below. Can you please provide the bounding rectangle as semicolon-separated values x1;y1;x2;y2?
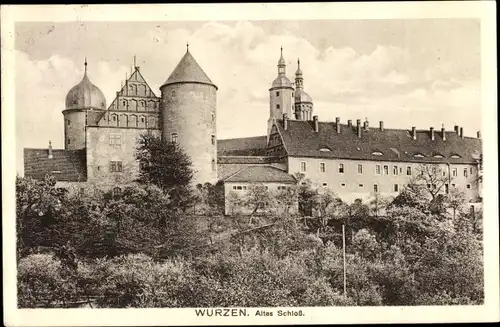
433;154;444;158
371;151;383;156
319;147;331;152
450;154;462;159
414;153;425;158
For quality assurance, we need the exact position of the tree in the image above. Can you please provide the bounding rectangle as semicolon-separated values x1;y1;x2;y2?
415;164;450;200
368;192;390;218
275;185;299;215
226;191;243;216
135;133;195;211
244;184;273;219
446;187;467;220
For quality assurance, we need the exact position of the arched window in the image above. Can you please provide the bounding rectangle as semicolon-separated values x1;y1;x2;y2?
211;158;216;171
171;133;178;144
112;187;122;198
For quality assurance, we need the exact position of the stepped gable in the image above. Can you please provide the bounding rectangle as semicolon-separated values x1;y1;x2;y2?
217;135;268;156
275;119;482;164
223;166;296;183
24;148;87;182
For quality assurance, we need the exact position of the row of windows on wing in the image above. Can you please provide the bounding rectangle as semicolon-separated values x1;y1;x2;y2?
122;83;153;98
107;158;217;173
319;147;462;159
302;181;470;194
116;98;159;112
232;185;289;191
275;91;294;98
104;114;158;128
300;162;475;177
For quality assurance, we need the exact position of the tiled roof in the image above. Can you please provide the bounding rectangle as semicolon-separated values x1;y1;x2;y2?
224;165;296;183
275;119;482;164
217;135;268;156
86;110;107;126
217;156;281;164
24;148;87;182
161;50;217;89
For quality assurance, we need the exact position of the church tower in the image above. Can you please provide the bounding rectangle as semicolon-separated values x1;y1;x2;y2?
268;47;294;138
160;45;218;185
294;59;313;121
63;58;106;149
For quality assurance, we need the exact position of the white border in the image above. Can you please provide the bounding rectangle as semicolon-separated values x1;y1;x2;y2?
2;2;498;326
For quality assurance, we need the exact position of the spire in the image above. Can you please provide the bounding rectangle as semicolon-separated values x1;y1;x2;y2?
295;58;303;89
133;54;137;68
186;42;189;52
277;47;286;75
84;57;88;75
296;58;303;76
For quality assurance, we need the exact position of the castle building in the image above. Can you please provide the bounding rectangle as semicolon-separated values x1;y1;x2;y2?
24;47;483;214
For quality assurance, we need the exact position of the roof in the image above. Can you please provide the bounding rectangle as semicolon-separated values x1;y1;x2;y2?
65;71;106;110
217;135;268;156
224;165;296;183
24;148;87;182
295;88;313;104
217;156;281;164
86;110;107;126
161;50;217;89
275;119;482;164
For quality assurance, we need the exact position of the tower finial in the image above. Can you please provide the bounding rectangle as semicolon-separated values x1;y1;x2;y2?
133;54;136;68
84;57;88;74
187;42;189;52
281;46;283;55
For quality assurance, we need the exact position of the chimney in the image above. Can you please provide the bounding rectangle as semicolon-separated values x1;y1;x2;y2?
313;115;319;132
412;127;417;140
356;119;362;138
454;125;459;134
460;127;464;138
48;140;53;159
347;119;352;127
441;124;446;141
430;127;435;141
477;130;481;139
379;121;384;131
283;113;288;130
335;117;341;134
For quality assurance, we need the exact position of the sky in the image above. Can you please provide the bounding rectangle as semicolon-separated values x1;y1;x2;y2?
15;19;481;174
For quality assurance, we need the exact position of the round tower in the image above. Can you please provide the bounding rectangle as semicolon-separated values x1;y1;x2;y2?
294;58;313;121
63;58;106;150
160;46;218;185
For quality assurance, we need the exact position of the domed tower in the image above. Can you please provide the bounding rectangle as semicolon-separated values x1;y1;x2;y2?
294;59;313;121
160;45;218;185
268;47;294;137
63;58;106;150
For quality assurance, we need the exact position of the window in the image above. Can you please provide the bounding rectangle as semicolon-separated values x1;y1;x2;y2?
452;168;458;177
414;153;425;158
450;154;461;159
113;116;117;121
300;161;307;172
406;166;412;175
211;135;216;145
338;163;344;174
67;119;71;126
373;184;378;193
357;164;363;174
452;183;456;188
171;133;178;144
470;205;475;214
212;159;216;171
470;167;473;174
109;161;123;172
141;117;145;123
322;182;328;187
340;182;346;188
319;162;326;173
375;165;381;175
467;184;471;189
399;167;403;173
427;184;431;189
464;168;468;177
212;114;215;122
139;162;147;173
233;185;246;190
112;187;122;197
432;184;437;190
442;170;446;177
319;147;331;152
67;138;71;145
276;104;280;109
393;166;398;175
445;184;449;194
394;184;399;192
372;151;383;156
276;91;280;97
359;184;364;188
109;134;121;146
433;154;444;158
79;188;85;196
278;186;288;190
383;165;389;175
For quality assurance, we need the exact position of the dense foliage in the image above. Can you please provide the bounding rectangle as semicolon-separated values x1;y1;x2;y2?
16;163;483;308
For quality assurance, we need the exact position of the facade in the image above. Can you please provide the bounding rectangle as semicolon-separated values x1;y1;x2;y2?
24;47;482;213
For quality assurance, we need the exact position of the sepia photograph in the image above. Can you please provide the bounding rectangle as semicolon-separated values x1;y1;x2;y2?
2;2;499;326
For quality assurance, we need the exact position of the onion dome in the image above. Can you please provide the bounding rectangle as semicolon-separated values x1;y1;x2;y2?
294;88;313;104
161;44;217;90
65;58;106;110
